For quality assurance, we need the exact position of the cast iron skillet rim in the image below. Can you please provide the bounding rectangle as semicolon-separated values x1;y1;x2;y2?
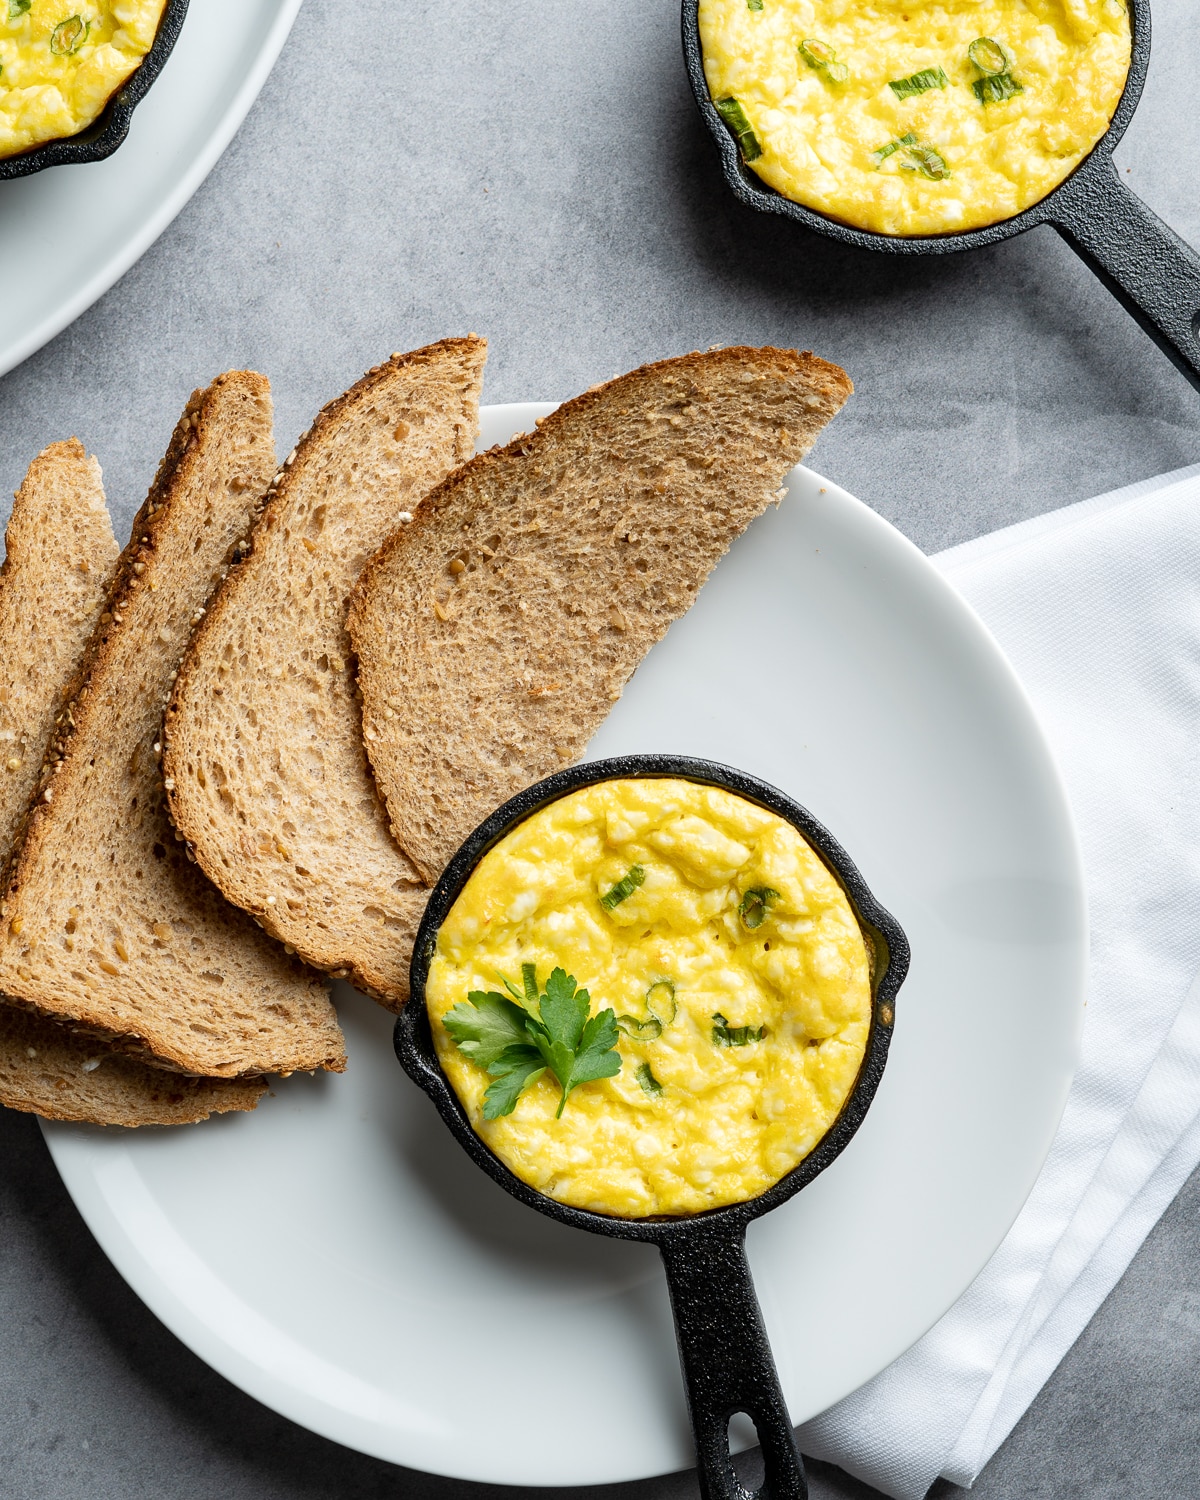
0;0;190;181
681;0;1149;255
396;752;909;1247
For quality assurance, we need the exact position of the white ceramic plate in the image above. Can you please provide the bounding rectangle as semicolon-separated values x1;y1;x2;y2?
0;0;302;378
43;405;1086;1486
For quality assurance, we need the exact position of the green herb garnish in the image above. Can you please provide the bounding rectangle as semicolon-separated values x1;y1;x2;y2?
902;143;950;179
616;978;678;1040
874;133;949;179
969;37;1022;105
617;1014;662;1040
600;864;645;910
738;886;780;930
798;38;849;84
645;979;677;1026
888;67;948;100
713;96;763;163
871;131;917;165
747;0;764;10
799;37;835;67
7;0;31;20
972;72;1023;105
636;1062;663;1097
50;14;88;54
443;966;621;1120
712;1012;766;1047
968;37;1014;76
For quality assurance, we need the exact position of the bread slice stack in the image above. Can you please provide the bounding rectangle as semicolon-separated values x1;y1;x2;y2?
0;441;264;1123
348;345;853;881
163;339;486;1006
0;339;850;1127
0;374;343;1083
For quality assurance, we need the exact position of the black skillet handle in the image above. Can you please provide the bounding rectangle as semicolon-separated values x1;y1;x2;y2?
659;1227;807;1500
1049;150;1200;393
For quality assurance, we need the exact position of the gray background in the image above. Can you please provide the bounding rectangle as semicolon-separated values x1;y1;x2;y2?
2;1;1199;1496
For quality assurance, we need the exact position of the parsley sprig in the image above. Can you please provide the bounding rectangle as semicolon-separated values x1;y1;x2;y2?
443;965;621;1120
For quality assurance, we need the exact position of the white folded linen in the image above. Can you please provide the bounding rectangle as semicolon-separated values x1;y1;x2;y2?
796;463;1200;1498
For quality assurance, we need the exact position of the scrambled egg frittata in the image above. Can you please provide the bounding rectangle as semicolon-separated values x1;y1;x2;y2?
0;0;167;160
699;0;1132;236
428;778;872;1218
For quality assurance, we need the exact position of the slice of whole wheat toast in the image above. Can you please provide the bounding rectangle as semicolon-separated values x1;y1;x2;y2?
0;375;344;1079
0;440;264;1123
162;339;486;1007
0;1004;264;1124
348;345;853;882
0;440;119;858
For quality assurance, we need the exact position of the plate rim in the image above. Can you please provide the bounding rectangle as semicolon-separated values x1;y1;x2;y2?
41;409;1087;1482
0;0;303;380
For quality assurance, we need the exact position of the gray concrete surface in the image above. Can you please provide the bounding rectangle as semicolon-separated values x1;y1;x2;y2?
2;1;1199;1495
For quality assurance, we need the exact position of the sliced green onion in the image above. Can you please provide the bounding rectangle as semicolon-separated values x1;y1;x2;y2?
871;130;917;165
973;72;1023;105
798;39;849;84
888;67;948;101
968;37;1014;76
521;961;539;1005
618;1014;663;1040
738;886;780;930
616;978;676;1040
7;0;31;20
747;0;764;10
645;979;677;1027
903;143;950;180
712;1012;766;1047
713;96;763;163
497;972;524;1000
50;14;88;54
600;864;646;910
798;38;836;68
636;1062;663;1097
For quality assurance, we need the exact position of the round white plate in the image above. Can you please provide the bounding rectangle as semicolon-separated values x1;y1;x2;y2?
43;404;1086;1486
0;0;302;379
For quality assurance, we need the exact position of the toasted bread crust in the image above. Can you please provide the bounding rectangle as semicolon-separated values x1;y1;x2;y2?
348;345;853;882
0;440;118;873
0;375;344;1078
162;340;486;1007
0;439;264;1124
0;1004;265;1125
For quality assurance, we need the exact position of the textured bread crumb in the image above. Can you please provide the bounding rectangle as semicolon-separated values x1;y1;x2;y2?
0;1003;265;1124
0;377;344;1079
163;339;486;1008
0;440;264;1123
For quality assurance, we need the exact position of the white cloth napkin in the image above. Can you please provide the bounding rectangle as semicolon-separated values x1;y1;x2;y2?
795;463;1200;1498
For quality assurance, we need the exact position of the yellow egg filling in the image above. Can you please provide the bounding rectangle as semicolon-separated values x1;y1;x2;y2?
698;0;1132;236
0;0;168;160
427;777;873;1218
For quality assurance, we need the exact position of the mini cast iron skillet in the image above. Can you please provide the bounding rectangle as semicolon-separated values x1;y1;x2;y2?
0;0;189;181
396;754;910;1500
682;0;1200;393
